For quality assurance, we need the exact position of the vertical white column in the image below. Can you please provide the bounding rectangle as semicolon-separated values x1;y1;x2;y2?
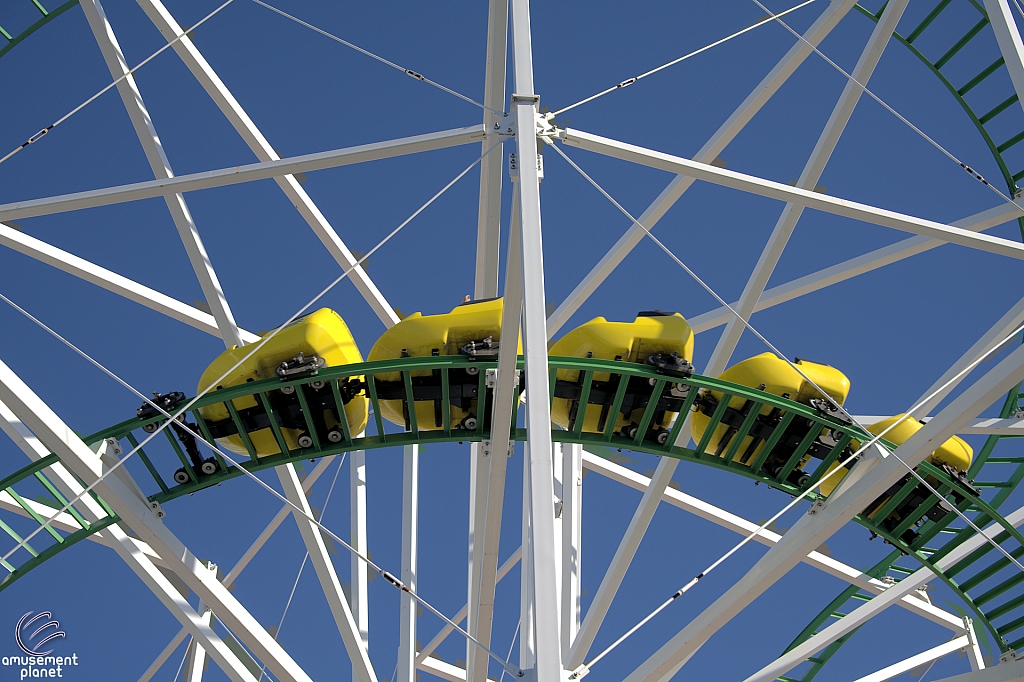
509;0;562;675
350;445;369;676
561;442;582;660
520;447;536;671
399;445;419;682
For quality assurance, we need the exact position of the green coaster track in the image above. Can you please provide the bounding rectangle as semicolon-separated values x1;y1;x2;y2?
0;1;80;60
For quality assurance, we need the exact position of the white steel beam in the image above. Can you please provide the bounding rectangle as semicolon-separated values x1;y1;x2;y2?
984;0;1024;113
848;636;971;682
562;443;583;659
705;0;907;374
418;548;523;665
687;201;1024;333
744;502;1024;682
0;223;259;343
0;126;485;223
936;659;1024;682
545;0;859;337
580;452;964;630
0;399;258;682
137;0;401;327
81;0;242;348
350;447;369;657
275;464;376;682
561;128;1024;260
510;0;561;675
467;190;523;682
475;0;509;299
626;343;1024;682
0;361;313;682
399;445;419;682
138;456;339;682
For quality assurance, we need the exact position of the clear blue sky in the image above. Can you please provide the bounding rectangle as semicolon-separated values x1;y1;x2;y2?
1;0;1024;680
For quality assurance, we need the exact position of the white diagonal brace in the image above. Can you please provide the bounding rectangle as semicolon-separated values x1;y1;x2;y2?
705;0;908;373
0;126;485;223
275;464;376;682
81;0;242;348
399;445;419;682
545;0;859;337
580;451;964;630
0;223;259;343
510;0;560;676
849;636;971;682
984;0;1024;113
625;342;1024;682
688;200;1024;333
137;0;397;327
935;659;1024;682
0;400;257;682
0;361;313;682
561;128;1024;260
957;415;1024;434
467;188;523;682
475;0;509;299
744;502;1024;682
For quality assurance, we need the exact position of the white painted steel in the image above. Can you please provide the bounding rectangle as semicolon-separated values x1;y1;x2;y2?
704;0;907;375
184;594;214;682
687;201;1024;333
136;0;401;327
625;342;1024;682
743;503;1024;682
509;0;561;676
399;445;419;682
848;636;971;682
475;0;510;300
350;446;370;659
0;223;260;343
966;619;988;672
468;190;523;682
276;463;376;682
0;126;485;223
579;451;964;630
0;402;259;682
545;0;859;337
935;658;1024;682
561;128;1024;260
984;0;1024;114
80;0;243;349
561;442;583;660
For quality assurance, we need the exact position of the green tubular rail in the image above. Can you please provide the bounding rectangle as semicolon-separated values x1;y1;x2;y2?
0;453;118;593
779;2;1024;677
0;1;79;60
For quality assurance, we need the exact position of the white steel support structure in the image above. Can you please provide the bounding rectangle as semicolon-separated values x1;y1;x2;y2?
350;446;370;658
0;389;271;682
510;0;561;678
984;0;1024;111
135;0;400;328
560;129;1024;259
687;200;1024;333
704;0;908;374
561;442;583;660
80;0;243;348
546;0;859;337
399;445;419;682
625;343;1024;682
847;636;973;682
468;188;523;682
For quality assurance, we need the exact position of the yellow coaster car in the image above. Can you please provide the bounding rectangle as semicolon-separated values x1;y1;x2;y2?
690;352;851;484
550;311;695;443
820;414;975;545
195;309;368;471
367;298;518;431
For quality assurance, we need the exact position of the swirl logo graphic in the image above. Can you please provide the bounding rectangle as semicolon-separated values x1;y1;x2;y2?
15;611;65;656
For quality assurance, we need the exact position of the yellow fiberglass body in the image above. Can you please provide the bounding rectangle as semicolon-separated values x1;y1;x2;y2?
818;414;973;497
367;297;519;430
690;353;850;471
197;308;368;456
549;311;694;440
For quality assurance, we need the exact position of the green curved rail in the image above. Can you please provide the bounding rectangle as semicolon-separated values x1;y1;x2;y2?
0;453;118;593
0;1;79;60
